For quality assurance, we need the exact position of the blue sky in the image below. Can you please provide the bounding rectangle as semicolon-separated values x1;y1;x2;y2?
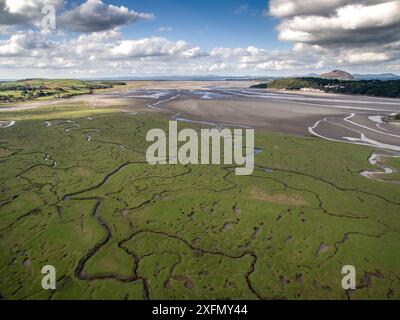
113;0;288;51
0;0;399;78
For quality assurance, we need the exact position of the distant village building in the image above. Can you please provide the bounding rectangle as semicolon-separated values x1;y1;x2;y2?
324;84;345;89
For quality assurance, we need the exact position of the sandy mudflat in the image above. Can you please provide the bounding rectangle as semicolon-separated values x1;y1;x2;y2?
164;97;347;135
0;81;255;112
99;80;257;92
1;80;400;152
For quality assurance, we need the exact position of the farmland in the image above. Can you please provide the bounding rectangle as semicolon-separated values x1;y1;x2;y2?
0;79;125;104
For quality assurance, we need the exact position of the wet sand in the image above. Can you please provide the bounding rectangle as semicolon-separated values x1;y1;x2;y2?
1;80;400;154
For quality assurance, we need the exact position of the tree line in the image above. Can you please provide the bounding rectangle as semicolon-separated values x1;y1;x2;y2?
251;78;400;98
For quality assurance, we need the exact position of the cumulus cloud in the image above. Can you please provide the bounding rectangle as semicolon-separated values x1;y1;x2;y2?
1;0;400;77
269;0;350;18
0;0;64;28
276;1;400;47
109;37;206;59
59;0;154;32
209;13;400;72
0;30;51;56
208;62;227;72
0;25;317;77
0;0;23;26
0;0;153;33
210;46;318;72
267;0;400;69
270;1;400;49
1;26;382;77
210;47;247;59
268;0;390;18
0;30;212;76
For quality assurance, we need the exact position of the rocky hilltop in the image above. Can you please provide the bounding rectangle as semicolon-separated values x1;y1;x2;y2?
320;70;354;80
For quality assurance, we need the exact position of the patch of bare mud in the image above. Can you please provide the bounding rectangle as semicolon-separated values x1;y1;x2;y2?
250;187;308;206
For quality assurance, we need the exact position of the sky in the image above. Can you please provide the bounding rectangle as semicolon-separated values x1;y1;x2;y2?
0;0;399;78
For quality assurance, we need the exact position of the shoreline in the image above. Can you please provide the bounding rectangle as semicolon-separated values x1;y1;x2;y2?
265;88;400;101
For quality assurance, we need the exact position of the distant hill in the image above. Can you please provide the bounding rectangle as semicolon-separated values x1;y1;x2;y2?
320;70;354;80
251;77;400;98
0;79;125;103
353;73;400;81
286;72;400;81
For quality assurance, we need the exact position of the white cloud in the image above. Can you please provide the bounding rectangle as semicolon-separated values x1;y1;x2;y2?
0;0;153;33
59;0;154;33
109;37;204;59
341;51;391;64
210;47;248;59
180;47;207;58
208;62;227;72
0;28;315;77
270;1;400;50
255;60;296;71
266;0;400;74
0;30;51;56
269;0;351;18
2;26;395;77
0;0;64;29
277;1;400;46
3;0;63;15
1;1;400;77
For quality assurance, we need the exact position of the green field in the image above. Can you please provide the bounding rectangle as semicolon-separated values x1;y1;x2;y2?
384;157;400;181
0;79;125;104
1;104;400;300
